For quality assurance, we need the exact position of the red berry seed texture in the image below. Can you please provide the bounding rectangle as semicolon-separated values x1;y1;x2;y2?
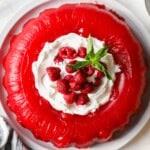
46;46;104;105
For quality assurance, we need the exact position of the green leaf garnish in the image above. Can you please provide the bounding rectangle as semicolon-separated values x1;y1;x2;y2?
86;35;95;60
95;46;110;60
68;61;89;70
68;35;112;80
93;62;112;80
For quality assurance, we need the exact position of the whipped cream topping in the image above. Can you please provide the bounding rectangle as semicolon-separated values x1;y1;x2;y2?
32;33;120;115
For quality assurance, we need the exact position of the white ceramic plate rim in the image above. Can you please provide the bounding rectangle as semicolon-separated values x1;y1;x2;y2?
0;0;150;150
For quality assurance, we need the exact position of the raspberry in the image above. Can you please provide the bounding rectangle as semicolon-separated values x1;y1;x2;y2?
56;79;69;94
81;65;95;76
58;47;77;59
46;67;61;81
94;77;101;86
96;69;104;78
73;71;86;84
78;47;87;58
76;93;90;105
65;60;76;73
81;82;94;94
54;55;63;63
64;75;73;81
63;92;78;104
69;81;81;91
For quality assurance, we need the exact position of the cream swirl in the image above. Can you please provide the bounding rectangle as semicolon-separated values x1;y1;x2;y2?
32;33;120;115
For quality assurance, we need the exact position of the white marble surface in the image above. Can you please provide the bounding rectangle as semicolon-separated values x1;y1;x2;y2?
0;0;150;150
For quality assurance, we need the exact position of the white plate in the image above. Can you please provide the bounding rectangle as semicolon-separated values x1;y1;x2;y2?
0;0;150;150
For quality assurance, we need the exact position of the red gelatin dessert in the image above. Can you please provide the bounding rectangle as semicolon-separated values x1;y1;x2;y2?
3;3;146;148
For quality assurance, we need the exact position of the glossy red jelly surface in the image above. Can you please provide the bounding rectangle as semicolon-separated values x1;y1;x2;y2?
3;3;146;148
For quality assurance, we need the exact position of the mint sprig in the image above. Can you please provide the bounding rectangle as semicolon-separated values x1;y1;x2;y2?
68;61;89;70
68;35;112;80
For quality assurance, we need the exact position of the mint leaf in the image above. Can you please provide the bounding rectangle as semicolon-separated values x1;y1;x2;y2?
86;35;94;60
68;61;89;70
67;35;112;80
95;46;110;60
87;35;94;54
93;62;112;80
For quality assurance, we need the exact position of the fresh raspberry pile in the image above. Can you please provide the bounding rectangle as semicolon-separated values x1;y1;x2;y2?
46;46;104;105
